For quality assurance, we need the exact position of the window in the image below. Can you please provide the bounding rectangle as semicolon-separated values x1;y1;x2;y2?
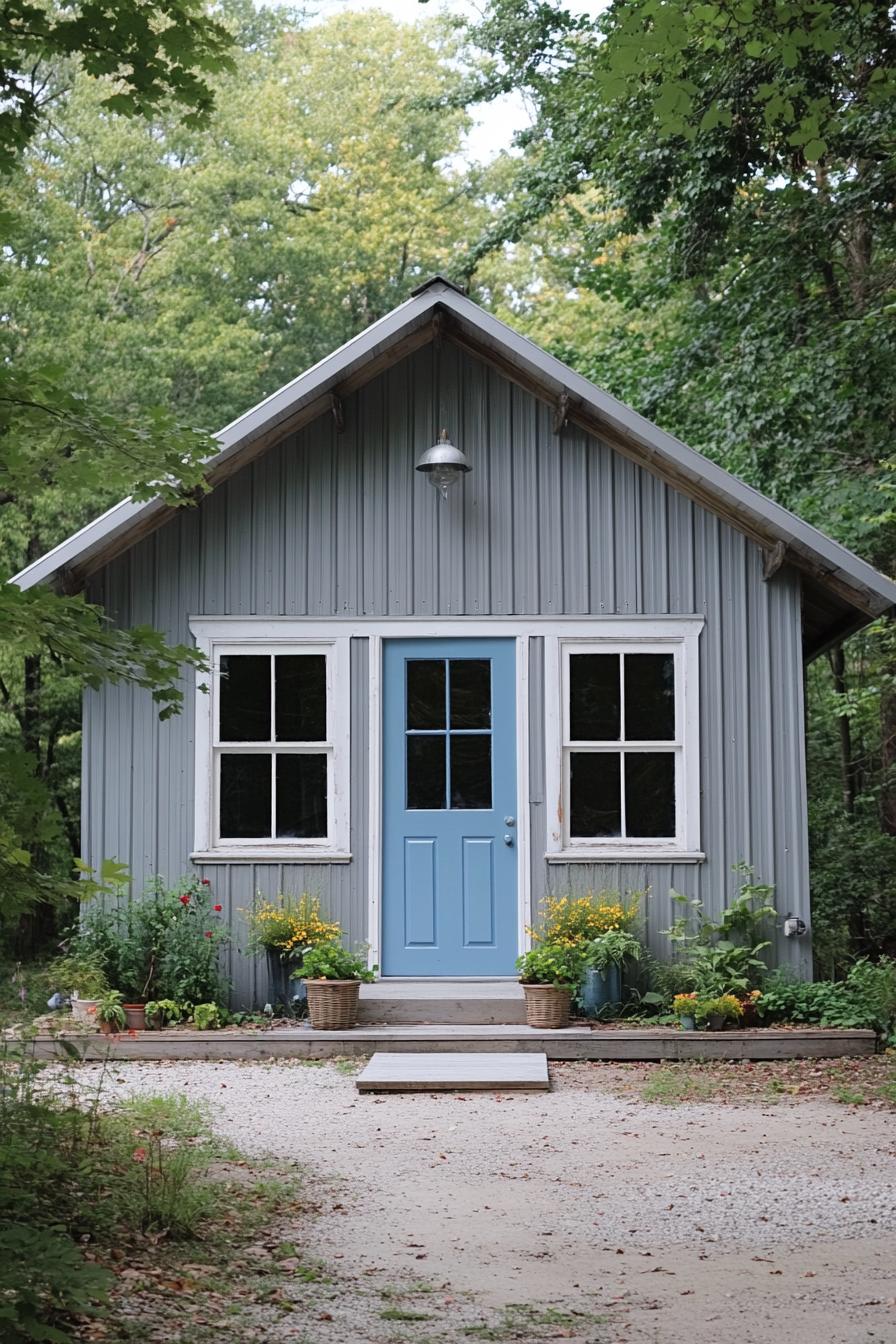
545;626;701;860
404;658;493;811
191;632;350;860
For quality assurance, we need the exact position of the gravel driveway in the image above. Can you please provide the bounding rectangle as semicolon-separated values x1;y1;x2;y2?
84;1059;896;1344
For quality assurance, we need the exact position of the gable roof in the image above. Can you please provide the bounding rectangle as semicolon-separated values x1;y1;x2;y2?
12;276;896;658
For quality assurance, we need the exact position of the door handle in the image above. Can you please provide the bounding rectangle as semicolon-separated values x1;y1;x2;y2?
504;833;514;846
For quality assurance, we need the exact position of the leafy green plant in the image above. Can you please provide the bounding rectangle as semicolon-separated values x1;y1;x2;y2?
516;943;584;986
76;877;229;1006
44;952;108;1001
665;865;776;995
95;990;125;1029
694;993;743;1026
758;960;896;1038
584;929;642;971
191;1002;224;1030
297;942;376;982
144;999;183;1028
671;992;699;1019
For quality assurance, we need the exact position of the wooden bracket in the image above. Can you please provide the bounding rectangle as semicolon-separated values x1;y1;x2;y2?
330;392;344;433
552;389;570;435
762;540;787;581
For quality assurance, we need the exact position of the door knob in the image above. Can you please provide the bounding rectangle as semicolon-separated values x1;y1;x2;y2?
504;816;516;826
504;833;514;846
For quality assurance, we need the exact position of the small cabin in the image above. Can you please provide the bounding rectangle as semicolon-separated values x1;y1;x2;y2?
16;278;896;1005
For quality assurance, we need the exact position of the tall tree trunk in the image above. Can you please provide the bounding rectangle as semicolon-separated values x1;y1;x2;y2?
829;644;855;814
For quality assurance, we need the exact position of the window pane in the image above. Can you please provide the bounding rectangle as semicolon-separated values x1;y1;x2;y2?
450;660;491;729
569;654;620;740
570;752;621;837
624;654;675;740
276;754;327;838
625;753;675;837
220;754;271;837
407;735;446;809
219;655;270;741
276;655;326;741
450;735;492;809
407;660;445;730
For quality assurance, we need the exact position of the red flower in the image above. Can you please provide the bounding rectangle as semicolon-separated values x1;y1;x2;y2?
201;878;211;886
204;930;213;938
132;1147;147;1163
179;894;190;905
213;904;222;912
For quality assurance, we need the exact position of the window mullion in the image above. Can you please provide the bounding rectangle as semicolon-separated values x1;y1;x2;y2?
619;750;627;838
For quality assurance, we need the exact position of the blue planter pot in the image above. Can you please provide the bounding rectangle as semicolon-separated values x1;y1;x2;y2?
265;950;307;1016
581;965;622;1019
678;1014;697;1031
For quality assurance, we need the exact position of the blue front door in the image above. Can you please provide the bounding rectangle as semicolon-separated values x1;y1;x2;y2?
382;638;518;976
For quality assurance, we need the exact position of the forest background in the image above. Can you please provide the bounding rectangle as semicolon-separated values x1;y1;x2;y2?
1;0;894;975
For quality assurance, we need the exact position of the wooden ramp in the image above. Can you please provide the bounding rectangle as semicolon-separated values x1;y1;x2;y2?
356;1050;550;1093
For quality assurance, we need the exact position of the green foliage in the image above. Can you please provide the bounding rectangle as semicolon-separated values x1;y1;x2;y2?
694;993;743;1025
584;929;642;972
95;989;125;1028
516;942;584;987
143;998;184;1027
758;959;896;1037
664;866;776;994
642;1067;718;1105
531;891;641;945
44;952;108;1000
297;942;376;983
191;1001;223;1030
0;1224;112;1343
76;876;229;1005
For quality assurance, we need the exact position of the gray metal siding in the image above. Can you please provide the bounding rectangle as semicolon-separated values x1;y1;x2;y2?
84;343;813;1000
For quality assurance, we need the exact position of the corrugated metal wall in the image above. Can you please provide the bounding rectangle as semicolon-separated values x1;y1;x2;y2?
84;341;812;1004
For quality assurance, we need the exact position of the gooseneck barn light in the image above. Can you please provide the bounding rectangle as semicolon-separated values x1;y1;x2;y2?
415;428;471;500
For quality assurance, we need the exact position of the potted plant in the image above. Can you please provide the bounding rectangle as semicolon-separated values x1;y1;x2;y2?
245;894;341;1013
96;990;126;1035
740;989;762;1027
581;930;642;1018
297;941;376;1030
516;944;584;1028
144;999;183;1029
47;953;109;1025
695;993;743;1031
672;992;699;1031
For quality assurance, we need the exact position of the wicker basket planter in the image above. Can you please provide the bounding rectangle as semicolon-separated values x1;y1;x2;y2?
522;984;573;1029
305;979;362;1031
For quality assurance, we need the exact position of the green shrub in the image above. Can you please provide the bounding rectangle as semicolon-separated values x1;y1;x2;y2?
516;943;584;986
584;930;642;971
297;942;376;982
757;961;896;1036
76;876;229;1005
664;865;776;995
0;1225;112;1343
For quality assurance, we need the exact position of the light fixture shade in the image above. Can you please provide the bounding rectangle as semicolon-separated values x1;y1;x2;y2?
415;429;471;499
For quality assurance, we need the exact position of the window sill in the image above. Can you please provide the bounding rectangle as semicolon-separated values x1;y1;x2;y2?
191;850;352;865
545;850;705;865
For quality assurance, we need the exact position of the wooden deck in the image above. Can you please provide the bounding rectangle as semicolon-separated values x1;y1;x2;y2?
21;1025;877;1062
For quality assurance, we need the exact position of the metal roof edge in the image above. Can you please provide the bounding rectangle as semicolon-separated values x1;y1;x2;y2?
11;278;896;621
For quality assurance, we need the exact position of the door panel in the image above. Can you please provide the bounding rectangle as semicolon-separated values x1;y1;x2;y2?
382;638;518;975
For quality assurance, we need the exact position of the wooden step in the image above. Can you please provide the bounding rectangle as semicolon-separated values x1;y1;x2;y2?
356;1050;549;1093
357;979;527;1026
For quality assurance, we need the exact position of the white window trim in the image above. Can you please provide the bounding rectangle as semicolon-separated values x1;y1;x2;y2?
544;621;703;862
190;623;350;861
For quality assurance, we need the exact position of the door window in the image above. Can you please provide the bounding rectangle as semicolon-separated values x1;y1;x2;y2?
406;658;492;810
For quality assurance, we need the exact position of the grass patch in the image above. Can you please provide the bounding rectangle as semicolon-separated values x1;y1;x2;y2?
463;1304;605;1340
642;1066;718;1104
381;1308;434;1321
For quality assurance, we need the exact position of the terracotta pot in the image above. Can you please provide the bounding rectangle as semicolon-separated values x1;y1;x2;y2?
522;983;573;1029
123;1003;146;1031
305;979;361;1031
98;1019;120;1036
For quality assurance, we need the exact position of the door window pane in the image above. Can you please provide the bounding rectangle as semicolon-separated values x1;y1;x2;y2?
407;735;446;809
569;654;620;740
220;754;271;836
276;655;326;741
570;752;621;837
624;654;675;740
450;735;492;809
625;753;675;836
219;655;270;741
276;753;327;838
407;660;445;730
450;660;491;729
